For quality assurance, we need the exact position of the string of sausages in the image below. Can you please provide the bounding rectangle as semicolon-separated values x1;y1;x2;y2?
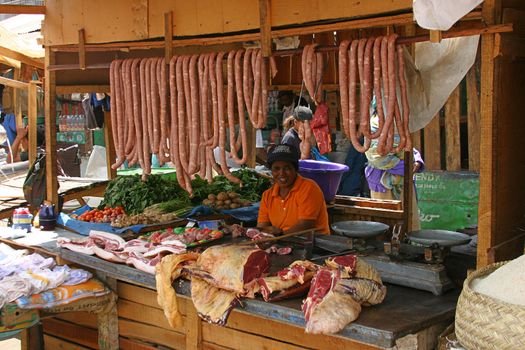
337;34;412;155
109;49;270;194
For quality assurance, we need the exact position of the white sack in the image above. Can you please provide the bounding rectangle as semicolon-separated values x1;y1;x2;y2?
84;145;108;179
413;0;484;31
405;35;479;132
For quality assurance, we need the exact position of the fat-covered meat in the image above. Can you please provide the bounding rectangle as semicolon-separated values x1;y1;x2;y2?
89;230;126;250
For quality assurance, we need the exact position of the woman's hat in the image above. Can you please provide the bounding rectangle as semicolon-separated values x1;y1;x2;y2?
267;144;299;169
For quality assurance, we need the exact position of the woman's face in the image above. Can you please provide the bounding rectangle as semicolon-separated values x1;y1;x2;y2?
271;160;297;190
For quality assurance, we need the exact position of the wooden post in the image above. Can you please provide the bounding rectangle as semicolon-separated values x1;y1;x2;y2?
477;0;499;267
445;86;461;171
466;66;480;171
79;29;86;70
403;151;413;234
164;11;173;63
246;118;257;168
185;303;203;350
44;47;59;208
95;272;119;350
27;81;38;165
423;114;441;170
259;0;272;58
13;68;22;128
429;30;442;43
104;111;117;179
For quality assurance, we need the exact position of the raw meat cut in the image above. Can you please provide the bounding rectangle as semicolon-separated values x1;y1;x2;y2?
191;276;238;325
89;230;126;251
56;237;96;255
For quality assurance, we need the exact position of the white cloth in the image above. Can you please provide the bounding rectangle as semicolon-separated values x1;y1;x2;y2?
84;145;108;179
413;0;484;30
256;129;264;148
405;36;480;132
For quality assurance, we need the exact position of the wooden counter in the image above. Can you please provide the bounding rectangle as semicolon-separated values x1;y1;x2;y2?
4;228;457;349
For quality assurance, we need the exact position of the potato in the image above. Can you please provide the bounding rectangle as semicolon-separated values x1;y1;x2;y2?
216;200;224;206
217;192;228;201
202;199;212;206
230;203;240;209
224;199;232;206
228;192;239;199
208;194;216;201
216;205;224;210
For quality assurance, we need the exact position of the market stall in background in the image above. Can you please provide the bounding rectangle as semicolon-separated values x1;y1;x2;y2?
0;0;524;349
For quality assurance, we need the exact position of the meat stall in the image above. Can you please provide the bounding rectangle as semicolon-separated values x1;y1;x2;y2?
31;0;525;349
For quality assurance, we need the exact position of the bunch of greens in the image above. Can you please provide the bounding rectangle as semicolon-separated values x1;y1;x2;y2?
99;175;186;215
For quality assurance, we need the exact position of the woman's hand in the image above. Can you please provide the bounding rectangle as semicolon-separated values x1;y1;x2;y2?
261;225;283;236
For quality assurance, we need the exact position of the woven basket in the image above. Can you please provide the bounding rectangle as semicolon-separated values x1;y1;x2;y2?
455;261;525;350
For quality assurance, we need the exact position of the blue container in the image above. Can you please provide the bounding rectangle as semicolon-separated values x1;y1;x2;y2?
299;159;349;202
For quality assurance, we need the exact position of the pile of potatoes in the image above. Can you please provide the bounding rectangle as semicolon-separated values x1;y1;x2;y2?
202;191;252;210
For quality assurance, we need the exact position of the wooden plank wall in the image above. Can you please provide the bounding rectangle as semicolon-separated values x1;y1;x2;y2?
419;62;481;172
41;281;380;350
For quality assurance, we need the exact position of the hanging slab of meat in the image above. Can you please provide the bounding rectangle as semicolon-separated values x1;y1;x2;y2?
156;253;200;328
302;268;361;335
187;244;270;294
88;230;126;251
191;276;239;326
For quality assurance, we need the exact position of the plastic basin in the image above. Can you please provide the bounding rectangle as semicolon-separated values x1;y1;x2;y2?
298;159;349;202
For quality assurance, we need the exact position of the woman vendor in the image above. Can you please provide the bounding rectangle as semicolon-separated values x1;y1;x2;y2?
257;144;330;235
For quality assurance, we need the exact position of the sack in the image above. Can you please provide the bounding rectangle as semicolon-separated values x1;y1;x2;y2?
23;153;47;210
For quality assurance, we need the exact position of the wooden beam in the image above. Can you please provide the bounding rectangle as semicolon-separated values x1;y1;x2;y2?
28;81;38;165
44;47;59;208
56;85;110;94
185;304;203;350
0;75;29;90
466;66;480;171
0;5;45;14
259;0;272;58
423;114;441;170
78;29;86;70
445;86;461;171
0;45;44;69
164;11;173;63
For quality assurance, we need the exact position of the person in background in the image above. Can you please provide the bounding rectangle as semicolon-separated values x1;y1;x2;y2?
364;106;424;229
3;125;45;163
338;138;369;197
278;90;309;119
257;143;330;235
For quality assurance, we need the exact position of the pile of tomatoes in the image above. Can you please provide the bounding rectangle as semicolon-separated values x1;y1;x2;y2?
74;206;126;223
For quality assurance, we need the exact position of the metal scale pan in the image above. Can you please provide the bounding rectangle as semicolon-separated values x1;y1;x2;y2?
407;229;471;247
331;221;389;238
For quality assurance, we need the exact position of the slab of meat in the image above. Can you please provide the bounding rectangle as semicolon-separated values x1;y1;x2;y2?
156;253;200;327
191;276;238;326
92;245;127;263
337;278;386;306
126;251;158;275
245;228;274;241
143;244;187;258
123;239;152;254
56;237;95;255
302;268;361;334
265;245;292;255
325;254;382;283
187;245;269;294
88;230;125;251
257;261;319;302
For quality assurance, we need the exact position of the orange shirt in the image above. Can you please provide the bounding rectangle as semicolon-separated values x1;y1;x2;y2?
258;175;330;234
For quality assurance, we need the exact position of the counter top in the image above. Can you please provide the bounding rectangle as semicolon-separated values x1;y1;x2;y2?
4;227;459;348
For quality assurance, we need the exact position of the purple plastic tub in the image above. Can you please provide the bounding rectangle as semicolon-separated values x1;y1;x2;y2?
298;159;349;202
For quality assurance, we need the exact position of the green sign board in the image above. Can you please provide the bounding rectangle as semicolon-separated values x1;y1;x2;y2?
57;131;86;144
414;171;479;231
